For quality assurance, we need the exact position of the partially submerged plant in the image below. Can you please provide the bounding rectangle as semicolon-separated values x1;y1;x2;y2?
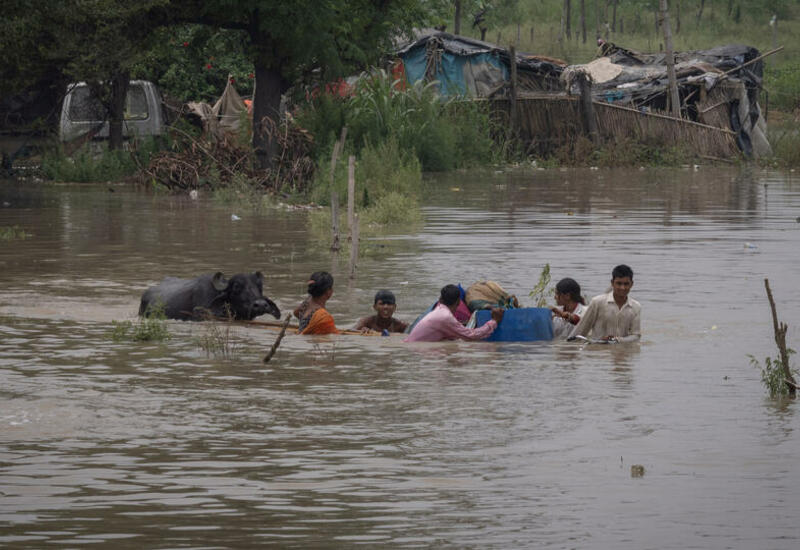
0;226;32;240
752;279;798;397
110;302;170;342
749;351;798;398
528;263;552;307
193;307;239;359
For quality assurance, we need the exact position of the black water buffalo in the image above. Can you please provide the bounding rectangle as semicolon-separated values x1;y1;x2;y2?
139;271;280;321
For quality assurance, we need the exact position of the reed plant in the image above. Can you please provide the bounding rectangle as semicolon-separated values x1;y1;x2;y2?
765;119;800;167
193;307;239;359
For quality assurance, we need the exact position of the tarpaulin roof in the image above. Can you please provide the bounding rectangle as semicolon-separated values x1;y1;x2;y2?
395;31;564;97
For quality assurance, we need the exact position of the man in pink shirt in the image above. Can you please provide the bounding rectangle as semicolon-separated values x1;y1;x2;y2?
405;285;504;342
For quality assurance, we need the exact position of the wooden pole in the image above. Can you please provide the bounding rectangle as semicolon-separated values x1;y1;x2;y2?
347;155;355;241
329;126;347;252
454;0;461;35
349;213;359;279
576;71;599;144
580;0;587;43
509;45;518;141
659;0;681;119
764;279;797;394
263;315;292;363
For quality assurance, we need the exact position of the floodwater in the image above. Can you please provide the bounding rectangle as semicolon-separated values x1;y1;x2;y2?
1;166;799;549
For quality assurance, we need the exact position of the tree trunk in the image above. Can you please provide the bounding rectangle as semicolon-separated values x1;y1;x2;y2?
696;0;705;24
580;0;587;43
595;0;600;40
454;0;461;35
612;0;618;32
252;63;287;171
108;70;130;151
660;0;681;119
676;0;681;33
566;0;572;40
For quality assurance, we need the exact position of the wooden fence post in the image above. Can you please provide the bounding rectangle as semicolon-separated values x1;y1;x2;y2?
349;214;359;279
347;155;355;241
576;71;599;145
509;45;518;142
329;126;347;252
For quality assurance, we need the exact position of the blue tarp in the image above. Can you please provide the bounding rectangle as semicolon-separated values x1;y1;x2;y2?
399;40;508;97
475;308;553;342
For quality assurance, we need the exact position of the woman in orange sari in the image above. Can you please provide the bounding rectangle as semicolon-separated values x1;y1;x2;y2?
293;271;339;335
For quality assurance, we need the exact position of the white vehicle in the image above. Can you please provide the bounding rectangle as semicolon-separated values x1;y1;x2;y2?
59;80;166;142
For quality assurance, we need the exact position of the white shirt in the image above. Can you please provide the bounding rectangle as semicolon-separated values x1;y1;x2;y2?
552;302;588;340
569;291;641;342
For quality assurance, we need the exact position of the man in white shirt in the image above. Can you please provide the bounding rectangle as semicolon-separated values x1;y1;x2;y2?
569;264;641;343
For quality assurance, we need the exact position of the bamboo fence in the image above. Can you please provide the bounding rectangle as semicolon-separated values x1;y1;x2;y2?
492;94;740;158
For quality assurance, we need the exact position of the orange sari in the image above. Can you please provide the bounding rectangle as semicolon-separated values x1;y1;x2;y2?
300;308;339;335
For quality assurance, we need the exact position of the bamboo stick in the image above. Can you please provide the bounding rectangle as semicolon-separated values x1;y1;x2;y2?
263;315;292;363
349;213;359;280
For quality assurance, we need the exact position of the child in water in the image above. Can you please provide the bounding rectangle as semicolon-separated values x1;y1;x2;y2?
550;277;587;339
354;290;408;334
294;271;339;335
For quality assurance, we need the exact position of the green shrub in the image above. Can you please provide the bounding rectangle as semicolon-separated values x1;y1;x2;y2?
42;138;161;183
749;350;798;397
361;191;423;227
764;63;800;113
110;303;170;342
297;69;497;174
766;120;800;167
0;225;32;240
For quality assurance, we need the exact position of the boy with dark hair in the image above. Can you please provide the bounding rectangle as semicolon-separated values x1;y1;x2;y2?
569;264;641;343
404;284;504;342
355;290;408;333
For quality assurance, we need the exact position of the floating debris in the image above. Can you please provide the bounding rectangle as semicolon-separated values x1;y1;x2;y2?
631;465;645;478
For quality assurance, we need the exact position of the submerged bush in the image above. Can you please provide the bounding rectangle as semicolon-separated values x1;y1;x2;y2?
765;120;800;167
309;137;422;208
212;172;275;211
194;320;239;359
110;304;170;342
0;225;32;240
42;138;161;183
749;350;798;398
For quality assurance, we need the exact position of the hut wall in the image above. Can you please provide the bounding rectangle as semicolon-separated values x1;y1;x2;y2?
491;95;740;158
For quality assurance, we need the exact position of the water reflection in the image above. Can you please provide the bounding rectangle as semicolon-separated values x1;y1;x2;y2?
2;167;800;548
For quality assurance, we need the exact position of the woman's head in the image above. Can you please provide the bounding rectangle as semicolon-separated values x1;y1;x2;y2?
555;277;585;305
307;271;334;298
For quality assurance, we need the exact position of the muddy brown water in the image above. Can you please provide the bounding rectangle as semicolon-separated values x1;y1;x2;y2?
1;167;799;548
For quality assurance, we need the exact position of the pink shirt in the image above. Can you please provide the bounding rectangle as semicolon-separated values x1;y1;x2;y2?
404;303;498;342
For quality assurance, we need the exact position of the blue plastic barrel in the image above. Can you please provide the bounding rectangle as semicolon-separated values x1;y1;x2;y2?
475;308;554;342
